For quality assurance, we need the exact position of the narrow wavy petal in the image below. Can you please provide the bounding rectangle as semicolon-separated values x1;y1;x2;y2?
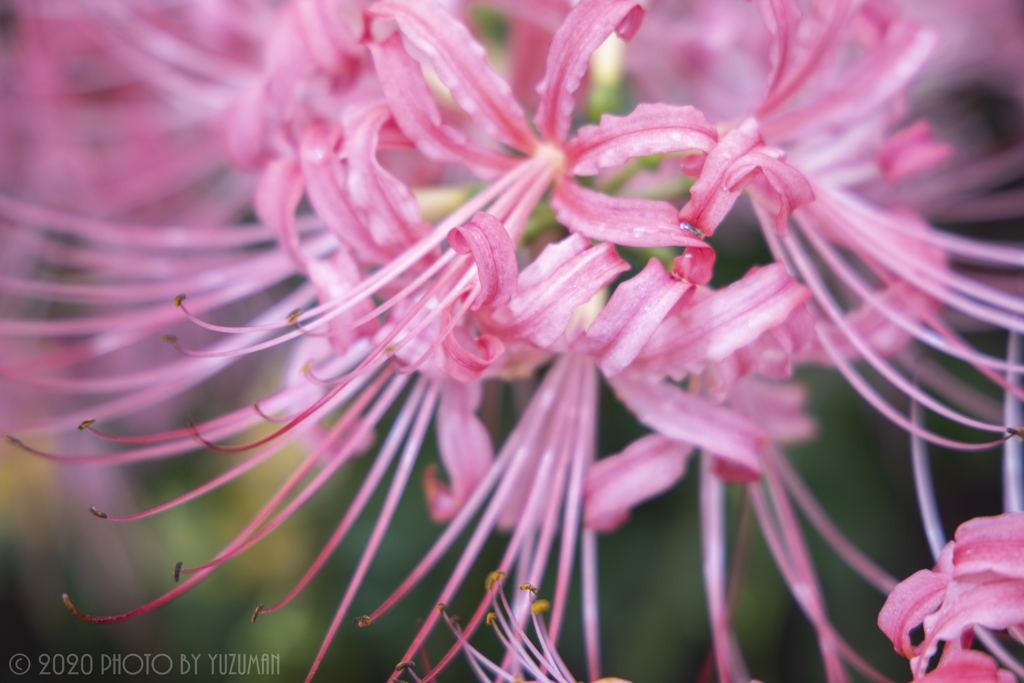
425;380;495;521
552;178;709;248
565;103;717;176
952;513;1024;580
633;263;811;381
447;212;518;310
368;36;516;178
610;374;765;481
572;257;692;376
583;435;693;531
679;118;813;237
479;238;629;348
366;0;538;154
254;159;306;270
342;104;430;254
534;0;643;143
878;541;954;658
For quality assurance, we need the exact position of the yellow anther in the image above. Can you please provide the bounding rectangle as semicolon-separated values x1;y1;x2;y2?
174;294;186;307
287;309;302;324
159;334;178;343
353;615;372;628
484;571;506;592
530;599;551;614
436;602;447;613
485;612;497;627
88;506;107;519
394;661;415;671
251;604;264;623
302;360;314;375
519;583;538;594
78;419;96;431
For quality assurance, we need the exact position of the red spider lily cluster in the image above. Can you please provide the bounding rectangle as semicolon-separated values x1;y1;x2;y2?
2;0;1024;682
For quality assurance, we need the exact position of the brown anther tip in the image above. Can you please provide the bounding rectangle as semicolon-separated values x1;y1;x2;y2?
173;561;183;583
78;419;96;431
174;294;186;307
1008;427;1024;442
395;662;416;672
436;602;447;614
450;615;461;629
251;604;264;623
354;615;372;628
485;612;497;627
159;334;179;343
287;309;302;324
530;599;551;614
484;570;506;592
6;435;23;447
519;583;538;594
88;506;107;519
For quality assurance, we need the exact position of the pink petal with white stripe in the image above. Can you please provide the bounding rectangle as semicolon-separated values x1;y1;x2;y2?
447;212;518;310
918;650;1017;683
551;178;709;248
479;237;629;348
367;35;515;178
300;123;392;265
952;512;1024;580
610;374;765;481
424;380;495;521
583;435;693;532
565;103;717;176
679;118;813;237
342;104;430;255
878;120;953;185
572;257;692;376
306;249;379;356
878;541;954;658
633;263;810;381
366;0;538;154
255;159;306;270
534;0;643;143
435;320;506;383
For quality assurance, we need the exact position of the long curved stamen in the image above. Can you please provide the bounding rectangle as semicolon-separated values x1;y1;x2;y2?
1005;332;1024;512
303;380;439;683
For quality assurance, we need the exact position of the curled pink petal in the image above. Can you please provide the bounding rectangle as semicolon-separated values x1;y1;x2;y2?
367;35;515;178
952;513;1024;580
878;541;955;658
425;380;495;522
878;120;954;185
534;0;643;143
447;212;518;310
435;322;506;383
572;257;692;376
366;0;538;154
673;246;716;285
254;159;306;270
565;103;717;176
679;118;813;236
634;263;811;381
583;435;693;532
551;179;708;248
342;104;430;255
610;374;765;481
918;650;1016;683
479;238;629;348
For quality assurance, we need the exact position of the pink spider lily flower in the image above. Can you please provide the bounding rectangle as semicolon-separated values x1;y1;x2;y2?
879;513;1024;681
